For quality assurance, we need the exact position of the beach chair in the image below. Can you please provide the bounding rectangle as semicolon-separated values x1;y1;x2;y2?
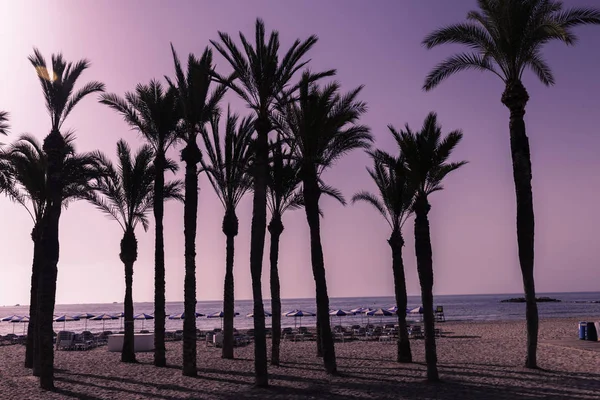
409;325;424;339
57;331;75;350
282;327;293;341
205;332;214;347
213;333;224;348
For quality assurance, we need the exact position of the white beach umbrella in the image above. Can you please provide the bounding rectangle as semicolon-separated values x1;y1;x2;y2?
284;310;315;329
329;309;354;327
134;313;154;330
54;315;81;331
91;313;118;332
9;315;29;334
206;311;239;329
74;313;95;331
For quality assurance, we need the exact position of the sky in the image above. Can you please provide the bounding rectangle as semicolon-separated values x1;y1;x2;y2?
0;0;599;306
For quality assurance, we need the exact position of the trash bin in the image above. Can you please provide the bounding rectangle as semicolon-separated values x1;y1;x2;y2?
586;322;597;341
579;321;587;340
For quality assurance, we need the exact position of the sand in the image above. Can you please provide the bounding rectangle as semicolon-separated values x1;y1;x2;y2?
0;318;598;399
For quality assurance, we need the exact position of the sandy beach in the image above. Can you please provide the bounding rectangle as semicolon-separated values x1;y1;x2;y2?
0;318;598;399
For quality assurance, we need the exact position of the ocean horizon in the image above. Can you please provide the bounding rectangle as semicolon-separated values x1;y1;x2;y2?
1;291;598;335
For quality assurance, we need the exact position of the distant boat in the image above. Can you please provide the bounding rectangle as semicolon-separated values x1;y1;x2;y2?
112;302;117;304
15;304;20;307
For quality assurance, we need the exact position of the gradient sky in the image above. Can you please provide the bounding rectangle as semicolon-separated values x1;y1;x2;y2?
0;1;599;306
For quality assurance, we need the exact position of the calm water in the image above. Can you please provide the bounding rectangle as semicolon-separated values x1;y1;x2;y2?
1;292;599;335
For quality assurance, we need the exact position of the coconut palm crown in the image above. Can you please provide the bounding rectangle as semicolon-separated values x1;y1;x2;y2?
422;0;600;91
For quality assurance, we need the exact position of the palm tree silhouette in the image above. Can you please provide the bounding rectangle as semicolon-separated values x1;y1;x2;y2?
3;133;101;371
266;136;301;366
200;108;254;360
100;80;179;368
394;112;466;382
167;45;227;376
86;140;182;364
29;48;104;390
275;73;372;374
422;0;600;368
211;18;326;386
353;143;415;363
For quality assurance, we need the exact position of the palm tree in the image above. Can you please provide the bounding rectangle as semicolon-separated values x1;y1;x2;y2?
395;112;466;382
29;48;104;390
422;0;600;368
275;73;372;374
200;108;254;360
86;140;182;363
266;136;301;366
167;45;226;376
100;80;179;368
352;146;414;363
211;18;327;386
2;133;100;372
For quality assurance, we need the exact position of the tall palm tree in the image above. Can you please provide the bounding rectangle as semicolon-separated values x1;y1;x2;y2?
167;45;226;376
275;73;372;374
352;147;414;363
266;136;343;365
29;48;104;390
2;133;100;371
86;140;183;363
211;18;327;386
200;108;254;360
422;0;600;368
395;112;466;382
266;136;301;366
100;81;179;368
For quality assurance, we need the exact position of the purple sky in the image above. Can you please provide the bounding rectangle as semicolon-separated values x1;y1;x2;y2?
1;1;599;305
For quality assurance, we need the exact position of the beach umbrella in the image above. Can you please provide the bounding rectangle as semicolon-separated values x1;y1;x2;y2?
284;310;315;329
206;311;239;329
168;312;205;320
91;313;118;332
365;308;393;325
408;306;424;321
9;315;29;334
329;309;353;327
134;313;154;330
54;315;81;331
74;313;95;331
246;311;272;317
112;312;125;330
350;307;373;325
1;315;18;322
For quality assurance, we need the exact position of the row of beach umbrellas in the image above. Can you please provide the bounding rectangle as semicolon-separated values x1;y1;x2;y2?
1;306;424;333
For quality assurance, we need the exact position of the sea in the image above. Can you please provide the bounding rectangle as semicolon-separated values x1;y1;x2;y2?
1;292;599;335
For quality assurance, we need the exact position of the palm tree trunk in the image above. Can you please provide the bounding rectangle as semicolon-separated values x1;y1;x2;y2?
268;215;283;366
182;142;201;376
502;80;538;369
303;173;336;374
250;120;269;387
388;228;411;363
222;210;238;360
120;228;137;363
413;195;438;382
153;152;167;368
37;129;66;390
316;317;323;357
26;226;42;371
